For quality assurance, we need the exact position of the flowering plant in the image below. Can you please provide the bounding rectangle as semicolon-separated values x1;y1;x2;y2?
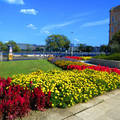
12;69;120;108
67;64;120;75
65;56;92;60
0;77;51;120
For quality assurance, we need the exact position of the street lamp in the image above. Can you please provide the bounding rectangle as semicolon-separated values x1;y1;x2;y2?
70;32;74;56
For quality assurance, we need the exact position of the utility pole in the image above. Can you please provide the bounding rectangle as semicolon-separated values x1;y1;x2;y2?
71;32;74;56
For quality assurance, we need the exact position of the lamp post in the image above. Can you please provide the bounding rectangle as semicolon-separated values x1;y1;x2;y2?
70;32;74;56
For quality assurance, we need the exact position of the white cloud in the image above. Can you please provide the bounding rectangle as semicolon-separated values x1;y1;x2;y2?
69;11;94;19
4;0;24;5
81;18;109;27
5;41;8;43
74;38;79;42
40;19;80;34
26;24;37;30
20;9;38;15
43;30;50;35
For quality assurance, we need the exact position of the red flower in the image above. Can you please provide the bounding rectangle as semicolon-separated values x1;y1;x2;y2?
67;64;120;75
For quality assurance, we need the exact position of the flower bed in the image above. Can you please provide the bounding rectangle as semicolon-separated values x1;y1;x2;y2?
0;77;51;120
48;57;120;75
48;57;88;69
12;69;120;108
67;65;120;75
1;56;120;119
54;60;88;69
65;56;92;60
65;56;83;60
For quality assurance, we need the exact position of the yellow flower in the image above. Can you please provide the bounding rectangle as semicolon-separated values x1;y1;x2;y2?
55;96;57;99
52;104;54;107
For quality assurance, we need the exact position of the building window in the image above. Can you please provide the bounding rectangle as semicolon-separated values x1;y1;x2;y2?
111;27;114;32
112;16;114;22
119;16;120;21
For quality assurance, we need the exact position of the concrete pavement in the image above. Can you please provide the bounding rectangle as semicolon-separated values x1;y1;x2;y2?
20;89;120;120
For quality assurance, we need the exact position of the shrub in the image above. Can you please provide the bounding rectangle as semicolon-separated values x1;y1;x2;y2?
94;53;120;61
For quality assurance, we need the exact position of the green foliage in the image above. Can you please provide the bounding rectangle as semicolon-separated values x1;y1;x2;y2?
78;44;93;52
35;47;44;52
85;46;94;52
46;34;70;52
94;53;120;61
0;40;21;52
78;44;86;52
5;40;21;52
109;30;120;52
0;41;3;46
0;41;7;51
100;45;111;52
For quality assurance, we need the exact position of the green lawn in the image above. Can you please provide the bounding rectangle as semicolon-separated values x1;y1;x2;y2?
0;59;61;78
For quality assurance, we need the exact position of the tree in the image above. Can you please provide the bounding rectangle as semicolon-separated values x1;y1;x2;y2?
100;45;111;53
46;34;70;52
85;46;94;52
78;44;86;52
35;47;44;52
0;41;7;51
0;41;3;46
109;30;120;52
78;44;94;52
0;41;3;51
100;45;107;52
5;40;21;52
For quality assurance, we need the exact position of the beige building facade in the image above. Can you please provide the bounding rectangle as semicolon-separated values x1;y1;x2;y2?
109;5;120;41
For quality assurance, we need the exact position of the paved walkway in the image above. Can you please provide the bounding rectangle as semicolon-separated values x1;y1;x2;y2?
65;90;120;120
20;89;120;120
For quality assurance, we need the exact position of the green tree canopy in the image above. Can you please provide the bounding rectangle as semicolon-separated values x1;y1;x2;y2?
109;30;120;52
78;44;86;52
85;46;94;52
0;41;3;51
78;44;94;52
46;34;70;52
5;40;21;52
100;45;108;52
0;41;7;51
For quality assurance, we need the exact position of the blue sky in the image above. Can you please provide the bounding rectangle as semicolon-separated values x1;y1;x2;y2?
0;0;119;46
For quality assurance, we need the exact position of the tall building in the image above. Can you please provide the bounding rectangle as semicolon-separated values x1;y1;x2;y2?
109;5;120;42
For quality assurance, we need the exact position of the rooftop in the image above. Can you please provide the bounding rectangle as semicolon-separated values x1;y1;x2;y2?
110;5;120;11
